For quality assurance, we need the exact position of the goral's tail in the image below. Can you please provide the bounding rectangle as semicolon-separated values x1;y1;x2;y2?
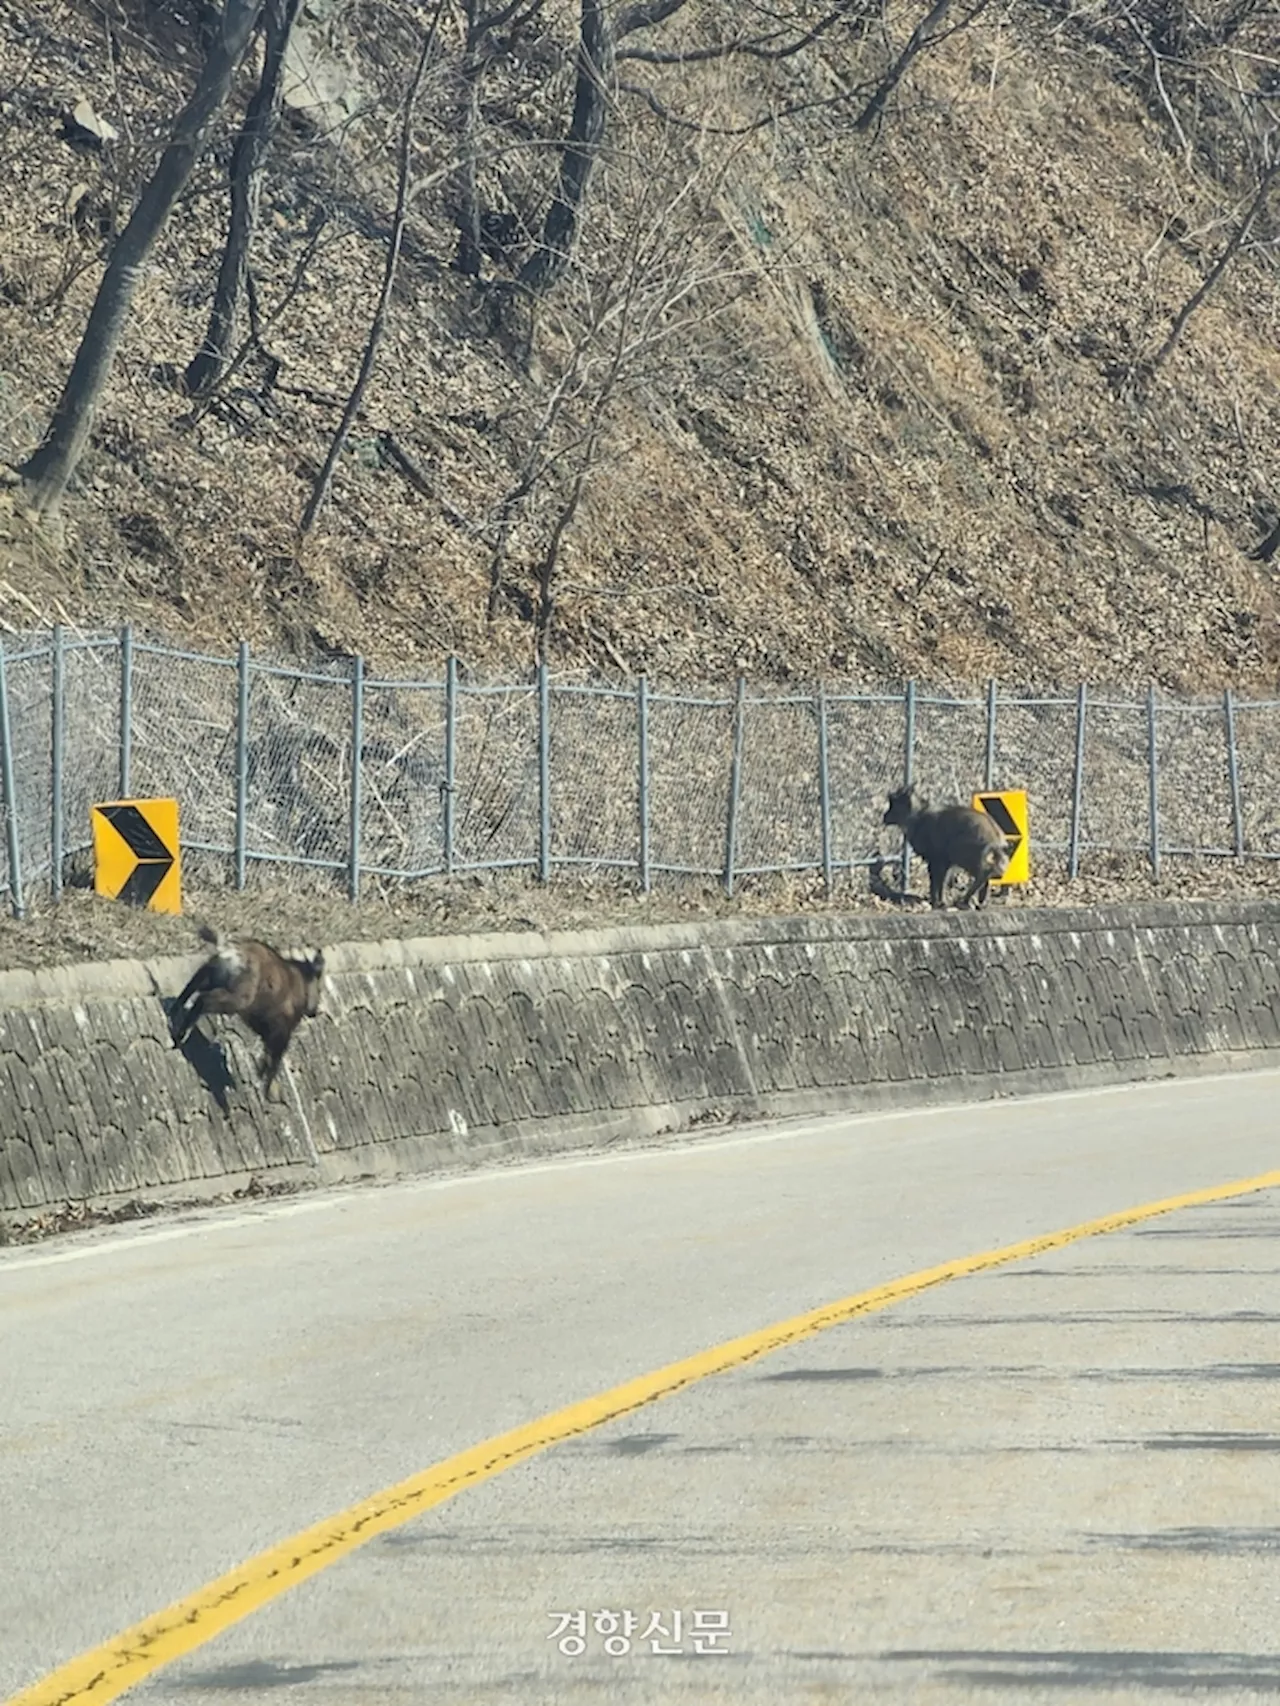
196;922;222;949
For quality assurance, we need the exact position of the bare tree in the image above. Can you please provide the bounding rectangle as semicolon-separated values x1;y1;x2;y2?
19;0;265;516
488;131;753;658
517;0;789;299
298;2;444;540
517;0;614;297
184;0;303;397
452;0;546;279
1122;5;1280;372
1152;148;1280;368
513;0;968;305
853;0;992;133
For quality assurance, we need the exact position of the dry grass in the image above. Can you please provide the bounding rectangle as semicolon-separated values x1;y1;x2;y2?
5;851;1280;974
0;0;1275;698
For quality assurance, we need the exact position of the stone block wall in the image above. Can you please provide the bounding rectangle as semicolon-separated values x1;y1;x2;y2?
3;902;1279;1218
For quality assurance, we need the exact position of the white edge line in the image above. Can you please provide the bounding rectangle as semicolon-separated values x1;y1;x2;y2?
3;1066;1277;1276
0;1197;344;1272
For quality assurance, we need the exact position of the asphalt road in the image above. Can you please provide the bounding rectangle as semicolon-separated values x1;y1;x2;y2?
4;1072;1280;1704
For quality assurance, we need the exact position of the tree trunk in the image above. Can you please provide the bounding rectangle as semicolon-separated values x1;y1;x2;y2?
21;0;264;515
297;4;441;541
185;0;300;397
452;41;486;278
854;0;956;133
1152;154;1280;369
517;0;614;297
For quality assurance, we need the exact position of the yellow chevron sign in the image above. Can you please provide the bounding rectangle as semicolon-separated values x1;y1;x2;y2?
91;797;183;913
972;789;1030;884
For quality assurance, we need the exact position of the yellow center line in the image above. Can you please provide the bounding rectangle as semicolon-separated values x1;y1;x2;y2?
11;1164;1280;1706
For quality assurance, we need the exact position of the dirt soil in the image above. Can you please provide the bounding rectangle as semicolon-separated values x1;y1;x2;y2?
2;4;1279;978
5;854;1280;974
0;1;1277;693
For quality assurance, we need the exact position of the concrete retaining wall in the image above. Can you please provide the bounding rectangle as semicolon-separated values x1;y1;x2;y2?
3;901;1280;1221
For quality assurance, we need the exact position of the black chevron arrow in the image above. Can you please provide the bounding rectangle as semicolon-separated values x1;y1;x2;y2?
101;803;174;906
975;795;1023;873
976;794;1021;839
117;858;172;907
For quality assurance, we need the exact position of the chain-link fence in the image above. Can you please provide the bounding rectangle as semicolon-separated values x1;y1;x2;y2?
2;626;1279;917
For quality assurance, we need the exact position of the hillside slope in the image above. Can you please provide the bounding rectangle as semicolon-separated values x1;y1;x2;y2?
1;0;1278;691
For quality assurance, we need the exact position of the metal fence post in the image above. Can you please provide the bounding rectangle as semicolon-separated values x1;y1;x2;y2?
1224;687;1244;859
538;661;551;883
51;624;65;902
984;678;997;790
234;641;250;890
901;678;917;887
119;621;133;798
1147;683;1160;879
637;673;650;893
444;655;457;876
349;653;364;902
1068;682;1087;880
817;681;833;895
0;638;24;919
724;675;746;897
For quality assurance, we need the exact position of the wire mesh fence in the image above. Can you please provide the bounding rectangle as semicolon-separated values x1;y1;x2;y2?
360;676;448;880
246;659;353;876
452;680;540;874
992;696;1078;856
131;642;240;862
5;644;53;894
60;638;124;878
1232;701;1280;859
548;684;638;874
735;694;823;879
2;625;1279;918
825;692;906;876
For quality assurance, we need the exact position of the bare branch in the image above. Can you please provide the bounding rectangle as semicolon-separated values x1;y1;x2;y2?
185;0;304;397
614;0;690;41
1152;149;1280;368
471;0;544;40
518;0;614;296
617;3;861;66
1114;0;1192;164
855;0;993;133
21;0;267;515
619;77;874;135
298;0;445;540
178;212;337;431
